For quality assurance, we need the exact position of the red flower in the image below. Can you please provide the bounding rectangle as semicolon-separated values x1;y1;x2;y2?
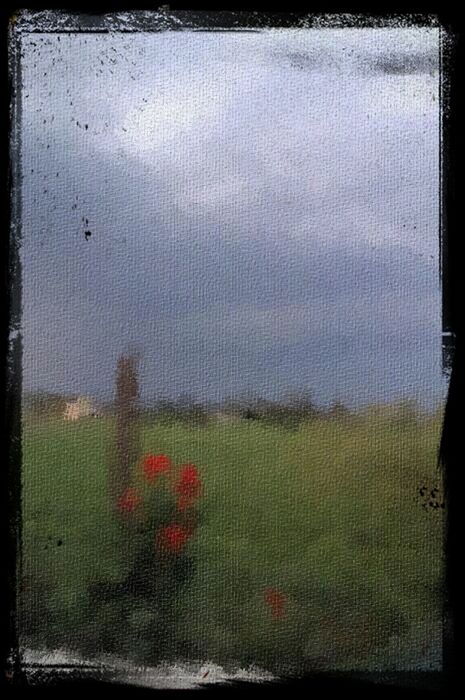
175;464;202;508
264;588;286;619
117;487;140;514
142;454;172;482
155;524;191;553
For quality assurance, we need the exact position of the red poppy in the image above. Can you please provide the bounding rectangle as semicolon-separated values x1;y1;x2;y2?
175;464;202;507
117;487;140;514
264;588;286;619
155;524;191;553
142;454;172;482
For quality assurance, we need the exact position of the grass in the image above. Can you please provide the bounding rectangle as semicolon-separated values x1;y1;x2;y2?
20;408;445;673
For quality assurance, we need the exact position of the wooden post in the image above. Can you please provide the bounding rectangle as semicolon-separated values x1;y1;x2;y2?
109;353;141;510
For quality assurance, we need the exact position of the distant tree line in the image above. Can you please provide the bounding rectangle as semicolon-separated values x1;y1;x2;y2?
23;389;424;430
220;391;320;428
22;391;68;418
139;391;353;429
140;394;210;427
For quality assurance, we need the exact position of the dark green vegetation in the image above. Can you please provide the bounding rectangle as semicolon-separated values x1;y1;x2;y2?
20;405;445;674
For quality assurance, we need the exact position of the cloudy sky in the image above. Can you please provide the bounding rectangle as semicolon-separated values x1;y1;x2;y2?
19;25;446;407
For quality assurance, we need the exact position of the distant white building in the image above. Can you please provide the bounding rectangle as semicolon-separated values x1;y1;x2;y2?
63;396;100;421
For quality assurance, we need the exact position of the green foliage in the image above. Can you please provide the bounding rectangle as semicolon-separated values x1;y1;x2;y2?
141;397;211;427
22;391;69;420
223;391;319;428
20;408;445;673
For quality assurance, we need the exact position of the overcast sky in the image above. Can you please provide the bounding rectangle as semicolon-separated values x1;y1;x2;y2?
18;26;446;407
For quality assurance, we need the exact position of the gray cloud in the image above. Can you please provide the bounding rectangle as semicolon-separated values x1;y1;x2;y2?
18;27;446;407
366;50;439;75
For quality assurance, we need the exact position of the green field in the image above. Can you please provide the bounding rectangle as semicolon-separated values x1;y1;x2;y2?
20;408;445;674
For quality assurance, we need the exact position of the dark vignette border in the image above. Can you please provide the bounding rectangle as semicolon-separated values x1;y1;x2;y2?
1;4;462;697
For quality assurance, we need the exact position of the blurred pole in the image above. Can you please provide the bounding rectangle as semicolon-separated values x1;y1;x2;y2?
109;353;141;511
